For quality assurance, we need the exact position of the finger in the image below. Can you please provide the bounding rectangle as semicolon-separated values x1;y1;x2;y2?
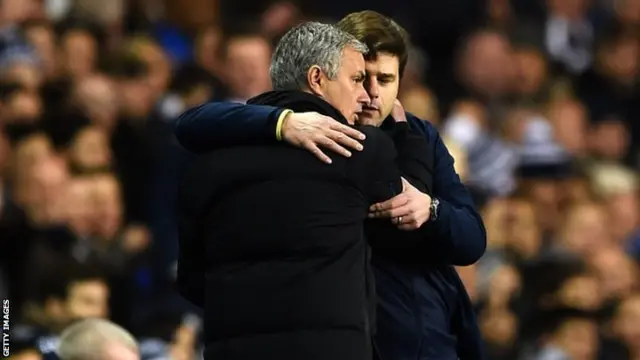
305;142;333;164
330;121;366;140
369;194;409;212
316;136;352;157
370;204;412;219
391;212;413;225
328;130;363;151
391;100;407;123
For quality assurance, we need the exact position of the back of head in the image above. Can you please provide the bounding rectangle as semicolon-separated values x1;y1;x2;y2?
57;318;139;360
269;21;367;91
337;11;410;77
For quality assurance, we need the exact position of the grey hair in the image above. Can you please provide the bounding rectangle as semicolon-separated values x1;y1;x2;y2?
270;21;368;91
57;318;138;360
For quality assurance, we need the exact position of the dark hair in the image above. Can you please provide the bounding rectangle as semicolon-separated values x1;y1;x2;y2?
55;18;105;46
104;55;149;79
37;261;107;303
171;64;213;95
20;19;52;33
0;81;23;102
595;23;638;53
538;307;596;336
337;11;410;77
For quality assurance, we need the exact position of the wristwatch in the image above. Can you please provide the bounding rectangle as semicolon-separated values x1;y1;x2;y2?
429;198;440;222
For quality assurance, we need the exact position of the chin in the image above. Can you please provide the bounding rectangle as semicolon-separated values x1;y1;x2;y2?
357;114;381;126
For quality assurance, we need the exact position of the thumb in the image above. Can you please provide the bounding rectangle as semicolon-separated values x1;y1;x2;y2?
392;99;407;123
401;177;411;192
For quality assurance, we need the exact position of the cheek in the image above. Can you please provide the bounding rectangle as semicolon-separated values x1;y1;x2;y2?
381;86;399;112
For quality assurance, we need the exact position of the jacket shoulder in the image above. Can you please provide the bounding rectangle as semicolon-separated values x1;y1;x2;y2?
406;113;437;140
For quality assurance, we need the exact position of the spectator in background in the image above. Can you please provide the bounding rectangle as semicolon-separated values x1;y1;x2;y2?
219;30;272;102
12;262;109;357
57;318;139;360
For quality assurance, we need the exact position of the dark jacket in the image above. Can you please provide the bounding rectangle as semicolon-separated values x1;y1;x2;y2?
177;91;404;360
174;101;486;360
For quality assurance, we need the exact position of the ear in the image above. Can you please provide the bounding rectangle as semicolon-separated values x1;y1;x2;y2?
306;65;325;96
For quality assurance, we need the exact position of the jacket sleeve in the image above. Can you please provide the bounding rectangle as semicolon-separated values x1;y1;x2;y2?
173;101;286;153
416;118;487;266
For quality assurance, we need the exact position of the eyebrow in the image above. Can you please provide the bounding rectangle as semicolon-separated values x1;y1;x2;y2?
377;73;397;81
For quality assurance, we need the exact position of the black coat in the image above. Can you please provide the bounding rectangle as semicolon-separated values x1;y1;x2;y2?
177;91;405;360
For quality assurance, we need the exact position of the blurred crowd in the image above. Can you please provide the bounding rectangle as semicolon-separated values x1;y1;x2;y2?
1;0;640;359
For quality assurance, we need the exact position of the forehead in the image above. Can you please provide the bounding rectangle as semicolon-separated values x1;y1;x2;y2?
226;37;270;55
340;46;366;72
365;52;400;75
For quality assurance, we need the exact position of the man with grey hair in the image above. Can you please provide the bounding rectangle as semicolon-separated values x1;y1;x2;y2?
56;318;139;360
177;22;429;360
266;22;369;122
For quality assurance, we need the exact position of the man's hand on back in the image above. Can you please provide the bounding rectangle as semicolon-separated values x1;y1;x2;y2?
281;111;366;164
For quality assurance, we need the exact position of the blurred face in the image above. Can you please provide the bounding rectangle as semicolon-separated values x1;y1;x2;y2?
460;32;514;98
556;275;603;311
529;180;562;231
61;30;97;78
553;318;598;360
3;90;42;123
119;77;154;119
549;101;587;156
69;127;111;172
547;0;589;19
23;157;69;224
65;178;95;237
65;280;109;320
74;75;119;129
314;47;370;124
615;297;640;348
505;200;541;259
399;87;439;126
487;264;521;307
137;42;171;100
224;36;272;100
24;25;57;78
91;176;122;239
590;248;637;300
603;38;639;80
0;0;39;23
480;310;518;346
195;26;222;74
3;63;42;92
513;48;547;95
607;192;639;242
615;0;640;24
561;204;611;256
358;53;400;126
589;119;629;160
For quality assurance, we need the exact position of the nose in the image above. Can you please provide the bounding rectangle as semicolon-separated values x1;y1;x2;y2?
357;84;371;106
365;78;379;99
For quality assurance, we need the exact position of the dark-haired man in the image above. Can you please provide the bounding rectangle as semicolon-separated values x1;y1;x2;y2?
11;262;109;357
173;11;486;360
